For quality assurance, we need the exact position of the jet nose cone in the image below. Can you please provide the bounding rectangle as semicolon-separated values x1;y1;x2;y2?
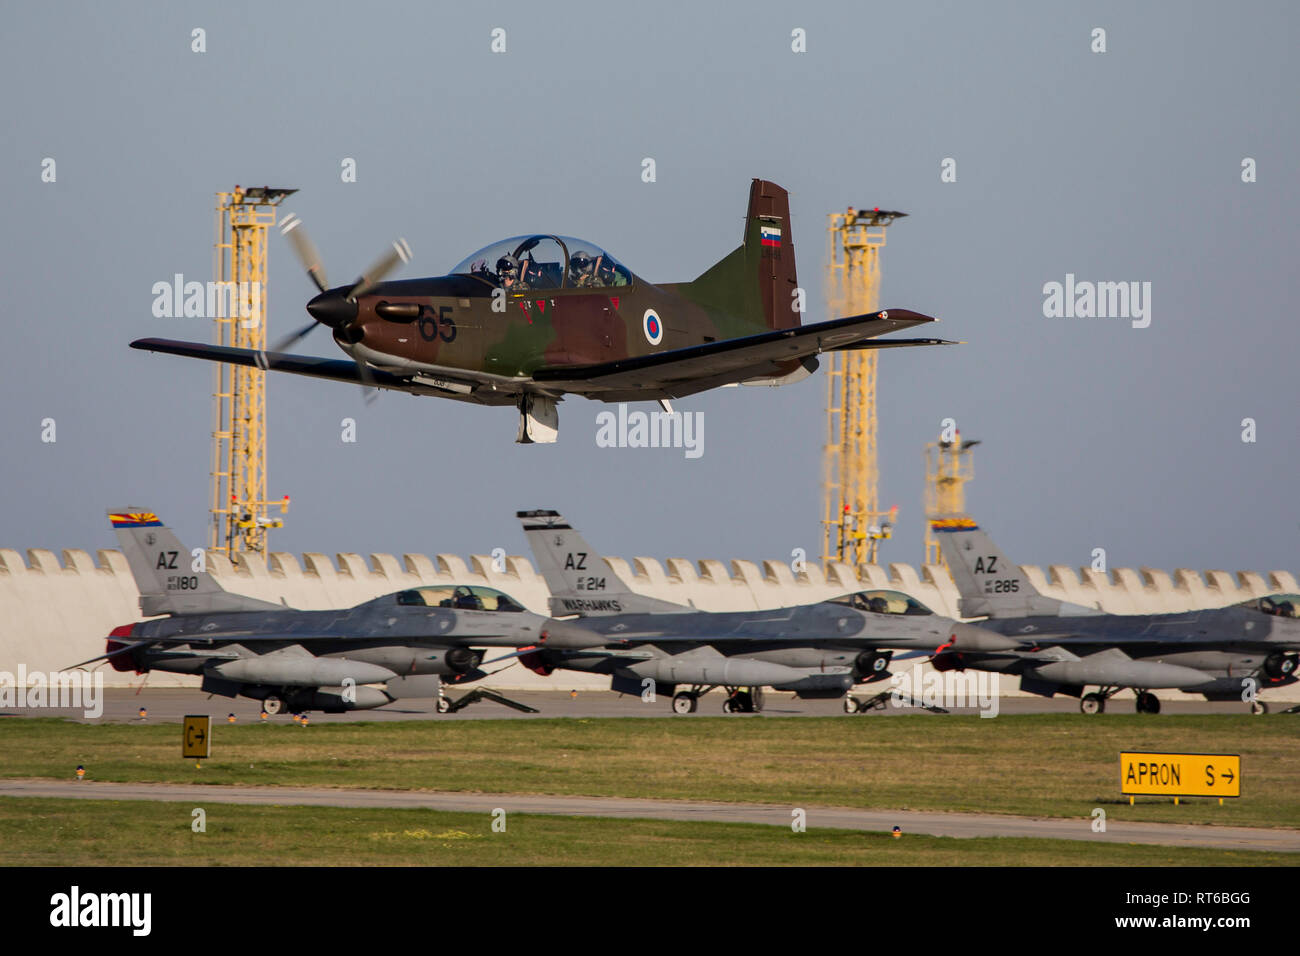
306;291;358;329
949;622;1018;652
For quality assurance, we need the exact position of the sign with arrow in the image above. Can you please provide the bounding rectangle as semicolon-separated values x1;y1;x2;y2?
1120;751;1240;798
182;714;211;759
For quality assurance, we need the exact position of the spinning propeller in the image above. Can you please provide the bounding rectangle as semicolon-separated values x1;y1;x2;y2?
266;213;413;400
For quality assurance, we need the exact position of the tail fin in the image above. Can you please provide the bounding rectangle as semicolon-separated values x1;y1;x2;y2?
682;179;799;334
932;515;1072;619
109;508;284;616
517;510;688;616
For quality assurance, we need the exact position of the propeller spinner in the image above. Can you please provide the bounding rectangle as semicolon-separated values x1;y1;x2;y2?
268;214;412;398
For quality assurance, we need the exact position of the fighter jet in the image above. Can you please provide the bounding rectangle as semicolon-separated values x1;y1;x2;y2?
931;515;1300;714
514;510;1016;714
75;509;547;714
130;180;952;443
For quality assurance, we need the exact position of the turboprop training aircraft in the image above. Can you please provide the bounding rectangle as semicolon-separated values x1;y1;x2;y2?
130;180;951;443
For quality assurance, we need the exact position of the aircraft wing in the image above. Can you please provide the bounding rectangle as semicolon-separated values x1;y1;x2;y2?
531;309;953;399
130;339;414;390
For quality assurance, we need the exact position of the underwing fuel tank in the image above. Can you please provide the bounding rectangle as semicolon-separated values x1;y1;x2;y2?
1027;652;1208;689
211;656;397;687
310;685;393;711
626;655;823;688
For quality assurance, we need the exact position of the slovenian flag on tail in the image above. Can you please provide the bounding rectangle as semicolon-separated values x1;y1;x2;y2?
760;224;781;248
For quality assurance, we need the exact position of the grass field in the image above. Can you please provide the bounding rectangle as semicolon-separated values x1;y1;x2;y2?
0;797;1291;866
1;714;1296;830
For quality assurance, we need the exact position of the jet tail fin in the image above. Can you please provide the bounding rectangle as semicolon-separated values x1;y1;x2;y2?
109;508;285;616
932;515;1070;619
517;510;688;616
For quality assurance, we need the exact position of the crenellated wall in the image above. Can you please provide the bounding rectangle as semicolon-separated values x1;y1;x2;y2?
1;546;1296;698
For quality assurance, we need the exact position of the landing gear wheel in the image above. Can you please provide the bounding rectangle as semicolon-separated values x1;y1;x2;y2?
1250;700;1269;715
1080;693;1106;714
672;692;697;715
1135;692;1161;715
435;697;451;714
263;695;285;716
843;697;860;714
722;699;735;714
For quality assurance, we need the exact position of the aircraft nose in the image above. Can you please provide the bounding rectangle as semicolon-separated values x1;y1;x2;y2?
306;291;359;329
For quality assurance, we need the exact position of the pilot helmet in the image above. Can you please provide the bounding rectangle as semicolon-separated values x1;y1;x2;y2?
570;251;594;272
497;254;519;277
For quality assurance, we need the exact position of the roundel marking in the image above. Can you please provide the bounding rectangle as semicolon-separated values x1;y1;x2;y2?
879;310;888;319
643;309;664;346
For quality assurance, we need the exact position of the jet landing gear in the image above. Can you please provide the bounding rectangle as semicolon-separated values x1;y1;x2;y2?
669;686;765;714
1134;691;1161;714
1079;687;1120;714
722;687;764;714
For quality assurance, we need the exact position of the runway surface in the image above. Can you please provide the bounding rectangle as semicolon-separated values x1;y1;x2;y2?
2;778;1295;853
2;687;1287;723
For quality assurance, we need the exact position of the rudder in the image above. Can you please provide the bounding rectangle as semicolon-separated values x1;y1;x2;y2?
684;179;799;333
109;507;283;616
517;510;687;616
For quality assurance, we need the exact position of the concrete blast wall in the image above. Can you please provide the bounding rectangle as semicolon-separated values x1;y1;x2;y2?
1;546;1296;698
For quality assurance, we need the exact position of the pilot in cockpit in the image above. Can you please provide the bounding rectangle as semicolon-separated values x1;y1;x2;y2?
569;250;597;287
597;256;629;286
497;254;521;291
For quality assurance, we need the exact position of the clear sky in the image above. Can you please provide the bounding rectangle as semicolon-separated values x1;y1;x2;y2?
2;1;1296;575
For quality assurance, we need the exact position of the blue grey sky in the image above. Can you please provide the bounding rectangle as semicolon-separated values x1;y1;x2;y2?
2;1;1296;574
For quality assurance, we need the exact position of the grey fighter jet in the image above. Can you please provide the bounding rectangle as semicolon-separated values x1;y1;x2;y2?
931;515;1300;714
76;509;547;713
514;510;1016;714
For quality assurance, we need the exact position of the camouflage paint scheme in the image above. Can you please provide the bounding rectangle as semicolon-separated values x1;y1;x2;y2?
131;180;951;438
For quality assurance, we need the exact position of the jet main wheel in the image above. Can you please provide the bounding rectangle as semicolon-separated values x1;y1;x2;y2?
435;697;451;714
843;697;861;714
1250;700;1269;715
722;699;735;714
263;695;285;716
1080;693;1106;714
672;692;697;715
1135;692;1161;715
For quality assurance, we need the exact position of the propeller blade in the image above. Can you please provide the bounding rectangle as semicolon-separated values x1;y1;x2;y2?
353;356;379;405
348;238;412;301
269;320;319;354
280;213;329;293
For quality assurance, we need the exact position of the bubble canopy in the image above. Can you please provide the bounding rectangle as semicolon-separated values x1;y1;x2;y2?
451;235;632;291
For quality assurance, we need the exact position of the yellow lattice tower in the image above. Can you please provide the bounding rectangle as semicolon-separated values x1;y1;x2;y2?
923;432;978;566
821;207;906;567
210;186;295;563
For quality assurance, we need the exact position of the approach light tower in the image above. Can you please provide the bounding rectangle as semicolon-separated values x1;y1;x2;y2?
821;207;907;567
209;186;294;564
923;432;978;566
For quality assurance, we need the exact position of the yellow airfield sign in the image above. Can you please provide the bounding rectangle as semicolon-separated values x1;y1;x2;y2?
1120;751;1240;798
182;715;211;759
